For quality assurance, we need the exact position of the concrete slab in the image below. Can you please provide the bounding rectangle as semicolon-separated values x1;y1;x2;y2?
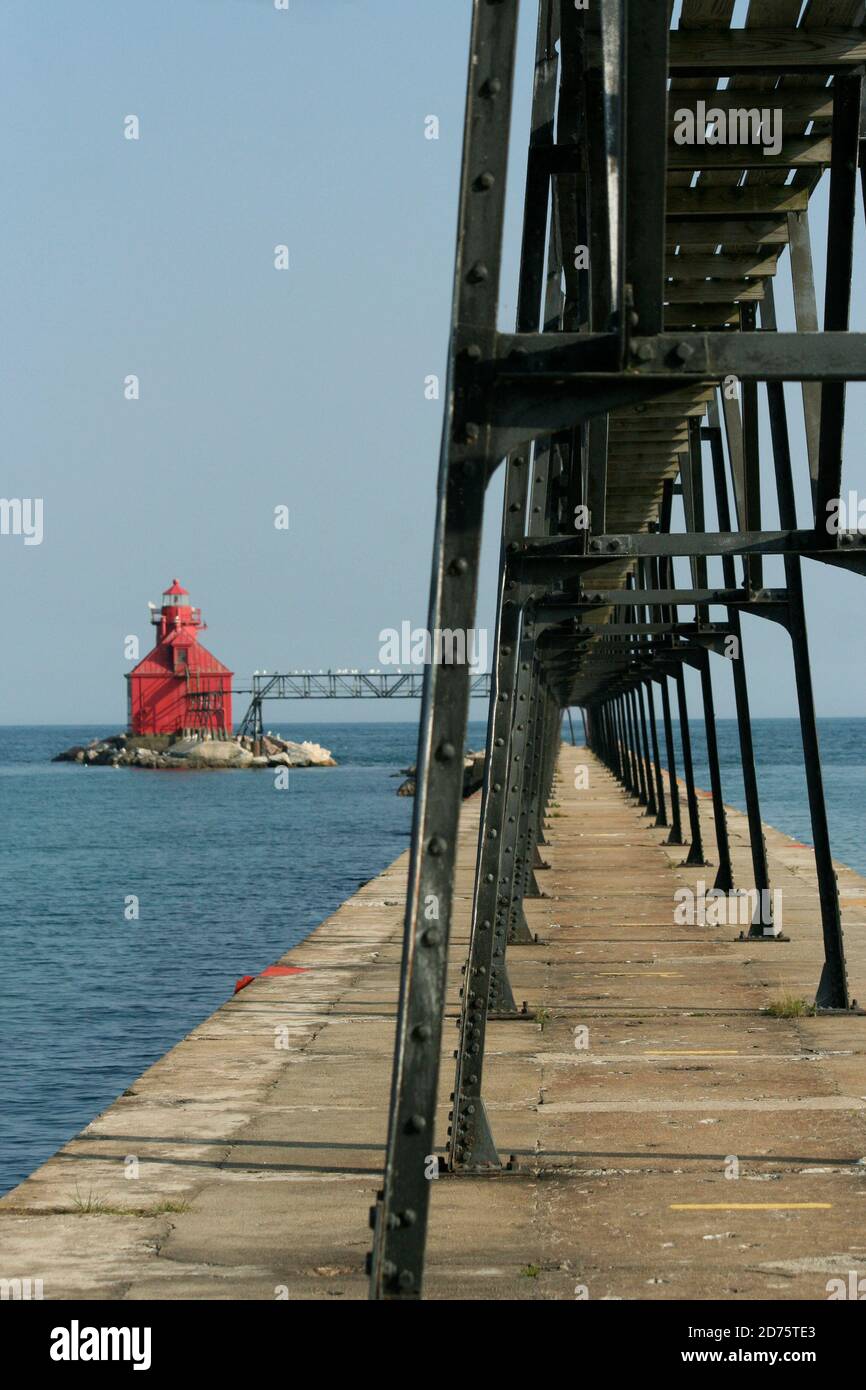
3;746;865;1300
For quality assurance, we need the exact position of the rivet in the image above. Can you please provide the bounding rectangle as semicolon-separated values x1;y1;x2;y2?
467;262;489;284
438;741;457;761
428;836;447;856
405;1114;426;1134
422;928;441;946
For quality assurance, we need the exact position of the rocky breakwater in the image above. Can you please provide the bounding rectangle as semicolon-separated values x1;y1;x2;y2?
396;748;485;797
53;733;337;770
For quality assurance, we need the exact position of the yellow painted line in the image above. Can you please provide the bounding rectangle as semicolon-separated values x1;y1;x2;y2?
670;1203;831;1212
645;1050;740;1056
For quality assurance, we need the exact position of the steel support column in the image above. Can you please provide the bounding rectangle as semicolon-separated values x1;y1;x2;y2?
369;0;520;1301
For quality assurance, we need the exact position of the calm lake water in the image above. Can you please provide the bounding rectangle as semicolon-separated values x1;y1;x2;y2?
1;717;865;1194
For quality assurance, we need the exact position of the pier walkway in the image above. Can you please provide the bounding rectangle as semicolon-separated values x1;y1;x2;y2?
3;745;865;1301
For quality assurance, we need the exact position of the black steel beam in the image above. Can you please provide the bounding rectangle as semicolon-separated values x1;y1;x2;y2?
369;0;520;1303
495;331;866;382
815;75;863;530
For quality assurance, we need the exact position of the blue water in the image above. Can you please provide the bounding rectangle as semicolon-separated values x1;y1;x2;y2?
0;720;486;1196
684;718;866;875
1;717;864;1195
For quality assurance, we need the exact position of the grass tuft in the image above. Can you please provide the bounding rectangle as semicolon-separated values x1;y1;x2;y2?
764;994;816;1019
71;1187;191;1217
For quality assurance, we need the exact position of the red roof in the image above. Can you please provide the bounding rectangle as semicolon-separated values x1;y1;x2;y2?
163;578;189;597
130;637;232;678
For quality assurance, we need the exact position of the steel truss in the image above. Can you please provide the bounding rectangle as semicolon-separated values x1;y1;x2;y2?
234;671;492;739
368;0;866;1300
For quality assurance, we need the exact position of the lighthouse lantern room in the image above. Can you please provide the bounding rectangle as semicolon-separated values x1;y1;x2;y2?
127;580;233;737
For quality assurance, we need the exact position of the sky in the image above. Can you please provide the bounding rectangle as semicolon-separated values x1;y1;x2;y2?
0;0;864;726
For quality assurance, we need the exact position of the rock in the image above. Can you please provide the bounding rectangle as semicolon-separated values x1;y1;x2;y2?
463;749;486;795
268;750;310;768
182;741;254;768
52;745;87;763
296;741;337;767
54;735;125;763
53;731;335;770
395;749;486;797
132;748;159;767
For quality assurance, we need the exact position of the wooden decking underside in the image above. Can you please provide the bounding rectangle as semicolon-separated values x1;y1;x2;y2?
581;0;863;643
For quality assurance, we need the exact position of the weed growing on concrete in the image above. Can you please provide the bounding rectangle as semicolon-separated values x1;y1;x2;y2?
764;995;816;1019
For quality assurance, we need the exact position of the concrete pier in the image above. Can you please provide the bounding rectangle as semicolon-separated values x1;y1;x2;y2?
3;745;866;1300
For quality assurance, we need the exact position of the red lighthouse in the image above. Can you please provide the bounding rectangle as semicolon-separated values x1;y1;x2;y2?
127;580;233;737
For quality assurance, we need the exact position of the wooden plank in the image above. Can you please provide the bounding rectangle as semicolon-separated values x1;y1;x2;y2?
667;90;834;128
607;447;686;458
719;0;824;206
665;218;790;247
609;426;690;438
608;436;689;447
669;27;866;74
667;252;779;277
616;394;714;415
803;1;865;28
613;409;710;423
667;185;808;214
665;280;764;301
667;1;739;189
668;137;832;168
664;306;740;327
787;7;861;209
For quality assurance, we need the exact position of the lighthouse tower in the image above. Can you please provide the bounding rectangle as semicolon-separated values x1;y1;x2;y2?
127;580;233;737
